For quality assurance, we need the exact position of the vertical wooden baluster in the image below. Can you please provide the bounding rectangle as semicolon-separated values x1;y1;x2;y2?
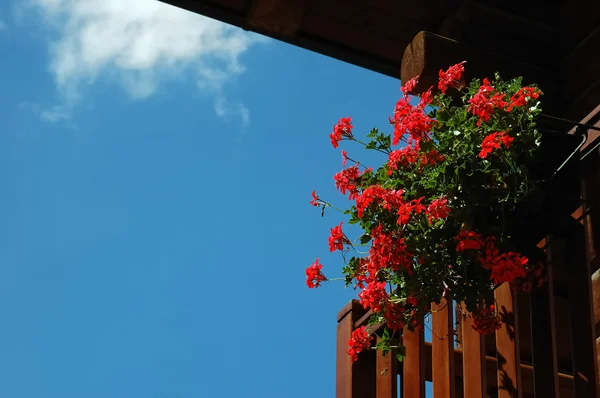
495;283;522;398
432;298;455;398
337;300;375;398
376;338;398;398
403;321;425;398
530;237;559;397
460;303;487;398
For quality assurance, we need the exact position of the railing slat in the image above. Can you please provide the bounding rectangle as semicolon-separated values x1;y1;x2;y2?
432;298;455;398
530;238;559;397
495;283;522;398
460;303;487;398
336;300;375;398
403;323;425;398
376;339;398;398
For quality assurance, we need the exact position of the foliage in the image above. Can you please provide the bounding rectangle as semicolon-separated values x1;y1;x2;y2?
307;62;546;361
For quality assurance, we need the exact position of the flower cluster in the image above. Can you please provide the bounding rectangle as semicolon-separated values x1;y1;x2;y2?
307;62;546;361
479;131;514;159
472;304;502;335
347;326;373;362
306;259;327;288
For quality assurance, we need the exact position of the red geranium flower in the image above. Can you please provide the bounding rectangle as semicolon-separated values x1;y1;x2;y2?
467;79;508;126
427;197;451;224
347;326;373;362
455;230;484;251
333;165;361;199
306;259;327;288
329;222;347;252
507;86;541;112
438;61;466;93
479;131;514;159
330;117;354;148
401;76;419;96
309;190;320;207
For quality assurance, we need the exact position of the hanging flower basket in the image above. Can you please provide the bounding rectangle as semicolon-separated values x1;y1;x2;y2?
306;62;577;361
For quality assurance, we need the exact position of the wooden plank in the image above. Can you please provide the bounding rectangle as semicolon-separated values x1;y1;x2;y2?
403;323;425;398
376;339;398;398
529;244;560;397
495;283;522;398
432;299;455;398
336;300;375;398
459;303;486;398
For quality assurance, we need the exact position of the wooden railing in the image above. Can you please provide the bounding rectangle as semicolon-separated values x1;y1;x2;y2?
336;232;599;398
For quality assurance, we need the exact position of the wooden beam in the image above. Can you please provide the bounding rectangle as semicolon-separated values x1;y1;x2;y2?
400;31;563;114
246;0;306;35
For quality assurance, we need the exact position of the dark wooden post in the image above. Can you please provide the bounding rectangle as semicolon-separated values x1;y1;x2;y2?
337;300;376;398
529;241;560;397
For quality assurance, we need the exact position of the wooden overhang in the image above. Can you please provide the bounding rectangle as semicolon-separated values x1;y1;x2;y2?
159;0;600;122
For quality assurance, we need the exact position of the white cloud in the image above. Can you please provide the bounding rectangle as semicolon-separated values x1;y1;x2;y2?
19;101;72;123
27;0;265;123
40;105;72;122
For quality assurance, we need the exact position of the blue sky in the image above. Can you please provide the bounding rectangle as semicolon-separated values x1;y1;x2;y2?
0;1;432;397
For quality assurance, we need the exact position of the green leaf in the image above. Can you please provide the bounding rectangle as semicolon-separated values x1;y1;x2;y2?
360;234;372;244
367;128;379;138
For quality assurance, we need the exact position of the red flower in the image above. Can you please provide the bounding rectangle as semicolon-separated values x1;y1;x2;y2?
384;303;405;331
341;150;349;167
306;259;327;288
387;144;420;174
507;86;541;112
396;197;426;226
480;237;500;269
472;304;502;335
479;131;514;159
438;61;466;93
309;190;320;207
390;98;434;146
333;165;361;199
330;117;354;148
488;252;528;285
407;296;418;306
358;281;388;312
329;222;347;252
427;197;451;224
467;79;508;126
356;185;386;218
419;87;434;109
401;76;419;96
368;225;413;274
455;230;484;251
347;326;373;362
